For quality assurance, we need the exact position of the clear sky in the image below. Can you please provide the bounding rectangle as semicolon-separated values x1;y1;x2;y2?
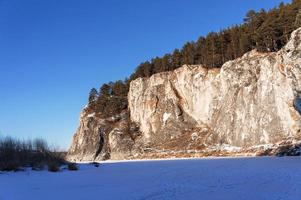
0;0;291;150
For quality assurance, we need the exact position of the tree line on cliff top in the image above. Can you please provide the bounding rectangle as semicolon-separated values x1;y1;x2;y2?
88;0;301;118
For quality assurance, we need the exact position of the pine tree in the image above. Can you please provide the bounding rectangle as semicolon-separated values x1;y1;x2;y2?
161;54;172;71
142;61;154;77
88;88;98;104
111;80;127;97
171;49;183;69
182;42;195;65
99;84;111;97
194;36;206;64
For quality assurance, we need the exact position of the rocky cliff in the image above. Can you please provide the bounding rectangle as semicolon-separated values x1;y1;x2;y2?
67;28;301;161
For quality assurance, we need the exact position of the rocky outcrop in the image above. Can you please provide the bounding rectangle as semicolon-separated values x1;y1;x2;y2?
67;28;301;161
67;110;136;161
67;111;110;161
129;28;301;148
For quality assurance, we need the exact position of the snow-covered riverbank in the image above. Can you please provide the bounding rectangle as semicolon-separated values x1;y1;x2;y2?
1;157;301;200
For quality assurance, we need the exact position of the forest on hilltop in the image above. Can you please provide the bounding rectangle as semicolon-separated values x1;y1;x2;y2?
88;0;301;118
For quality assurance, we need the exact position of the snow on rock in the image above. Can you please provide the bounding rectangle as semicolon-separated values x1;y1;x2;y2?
87;112;95;118
191;132;199;141
162;112;171;126
212;144;242;152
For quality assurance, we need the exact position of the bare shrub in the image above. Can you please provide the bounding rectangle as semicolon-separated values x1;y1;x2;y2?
47;162;60;172
0;136;66;172
67;163;78;171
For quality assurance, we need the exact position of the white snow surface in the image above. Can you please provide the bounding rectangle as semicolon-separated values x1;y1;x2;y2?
1;157;301;200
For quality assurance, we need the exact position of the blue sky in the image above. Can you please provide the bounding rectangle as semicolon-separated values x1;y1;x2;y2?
0;0;291;149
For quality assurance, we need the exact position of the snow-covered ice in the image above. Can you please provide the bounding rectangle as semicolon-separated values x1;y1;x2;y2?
1;157;301;200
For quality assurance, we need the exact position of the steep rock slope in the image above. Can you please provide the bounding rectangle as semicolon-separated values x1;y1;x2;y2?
67;28;301;161
67;110;141;161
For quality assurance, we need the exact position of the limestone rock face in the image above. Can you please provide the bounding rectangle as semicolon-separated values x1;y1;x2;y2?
67;28;301;161
66;110;109;161
128;66;219;145
129;28;301;148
